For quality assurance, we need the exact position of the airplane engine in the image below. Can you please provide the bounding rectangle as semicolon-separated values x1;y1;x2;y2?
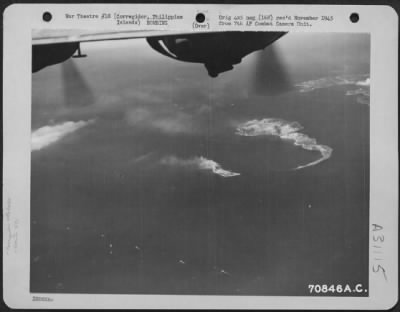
146;31;286;77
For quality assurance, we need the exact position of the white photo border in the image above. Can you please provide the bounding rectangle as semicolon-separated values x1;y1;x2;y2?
3;3;398;309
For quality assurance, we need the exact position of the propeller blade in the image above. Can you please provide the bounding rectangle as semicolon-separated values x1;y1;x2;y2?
252;45;292;96
61;60;94;107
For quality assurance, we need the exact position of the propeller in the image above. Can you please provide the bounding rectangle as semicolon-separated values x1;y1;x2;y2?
61;60;94;107
251;44;293;96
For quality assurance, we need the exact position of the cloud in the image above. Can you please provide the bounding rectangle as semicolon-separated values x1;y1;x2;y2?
356;77;370;87
296;76;351;92
125;107;195;134
295;74;370;105
196;157;240;177
31;120;94;151
236;118;332;170
296;74;370;92
160;156;240;177
345;88;369;97
345;87;370;105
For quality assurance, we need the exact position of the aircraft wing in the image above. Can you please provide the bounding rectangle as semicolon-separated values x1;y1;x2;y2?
32;29;206;45
32;29;289;92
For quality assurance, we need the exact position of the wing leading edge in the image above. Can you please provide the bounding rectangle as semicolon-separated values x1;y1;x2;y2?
32;29;208;45
32;29;287;78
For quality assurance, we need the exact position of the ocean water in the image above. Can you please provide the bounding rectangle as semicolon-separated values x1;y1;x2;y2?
31;33;370;295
